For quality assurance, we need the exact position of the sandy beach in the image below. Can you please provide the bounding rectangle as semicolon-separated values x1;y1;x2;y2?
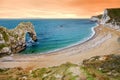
0;25;120;69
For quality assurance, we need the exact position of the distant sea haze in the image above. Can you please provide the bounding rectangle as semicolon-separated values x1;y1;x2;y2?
0;19;96;54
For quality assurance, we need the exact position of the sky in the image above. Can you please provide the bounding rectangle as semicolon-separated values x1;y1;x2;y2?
0;0;120;18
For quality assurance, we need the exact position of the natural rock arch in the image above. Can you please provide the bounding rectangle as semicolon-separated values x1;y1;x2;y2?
0;22;37;56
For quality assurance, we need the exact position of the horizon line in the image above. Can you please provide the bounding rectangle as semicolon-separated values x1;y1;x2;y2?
0;18;90;19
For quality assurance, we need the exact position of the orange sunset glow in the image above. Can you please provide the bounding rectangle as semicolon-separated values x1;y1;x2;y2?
0;0;120;18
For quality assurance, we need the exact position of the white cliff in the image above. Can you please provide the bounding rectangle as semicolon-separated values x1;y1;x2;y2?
95;8;120;31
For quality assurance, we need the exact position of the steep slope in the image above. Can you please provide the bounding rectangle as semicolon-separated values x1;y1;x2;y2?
100;8;120;30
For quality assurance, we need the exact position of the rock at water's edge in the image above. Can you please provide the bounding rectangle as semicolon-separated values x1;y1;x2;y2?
0;22;37;56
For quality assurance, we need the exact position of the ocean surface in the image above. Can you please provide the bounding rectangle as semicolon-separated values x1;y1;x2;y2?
0;19;96;54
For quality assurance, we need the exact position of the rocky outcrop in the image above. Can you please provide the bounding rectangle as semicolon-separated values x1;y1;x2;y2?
82;54;120;79
90;14;102;22
0;22;37;56
91;8;120;31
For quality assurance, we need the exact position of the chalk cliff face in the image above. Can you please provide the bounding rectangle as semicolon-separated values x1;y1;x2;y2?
0;22;37;56
92;8;120;31
100;8;120;30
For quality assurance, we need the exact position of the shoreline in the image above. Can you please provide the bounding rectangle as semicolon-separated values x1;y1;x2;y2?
45;24;97;54
0;25;120;69
19;24;97;56
44;25;97;55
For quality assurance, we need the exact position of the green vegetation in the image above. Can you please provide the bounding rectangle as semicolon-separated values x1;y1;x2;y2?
106;8;120;25
82;54;120;80
0;44;7;50
96;14;102;19
0;54;120;80
0;62;80;80
81;66;96;80
97;14;102;19
0;27;9;42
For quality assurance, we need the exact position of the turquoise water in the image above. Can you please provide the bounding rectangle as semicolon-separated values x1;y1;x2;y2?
0;19;96;54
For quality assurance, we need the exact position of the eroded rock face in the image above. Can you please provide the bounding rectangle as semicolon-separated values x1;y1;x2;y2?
91;8;120;31
0;22;37;56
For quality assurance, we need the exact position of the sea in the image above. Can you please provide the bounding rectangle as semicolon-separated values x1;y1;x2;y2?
0;19;96;54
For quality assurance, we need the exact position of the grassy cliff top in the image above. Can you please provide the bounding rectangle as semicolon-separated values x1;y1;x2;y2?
106;8;120;18
106;8;120;24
